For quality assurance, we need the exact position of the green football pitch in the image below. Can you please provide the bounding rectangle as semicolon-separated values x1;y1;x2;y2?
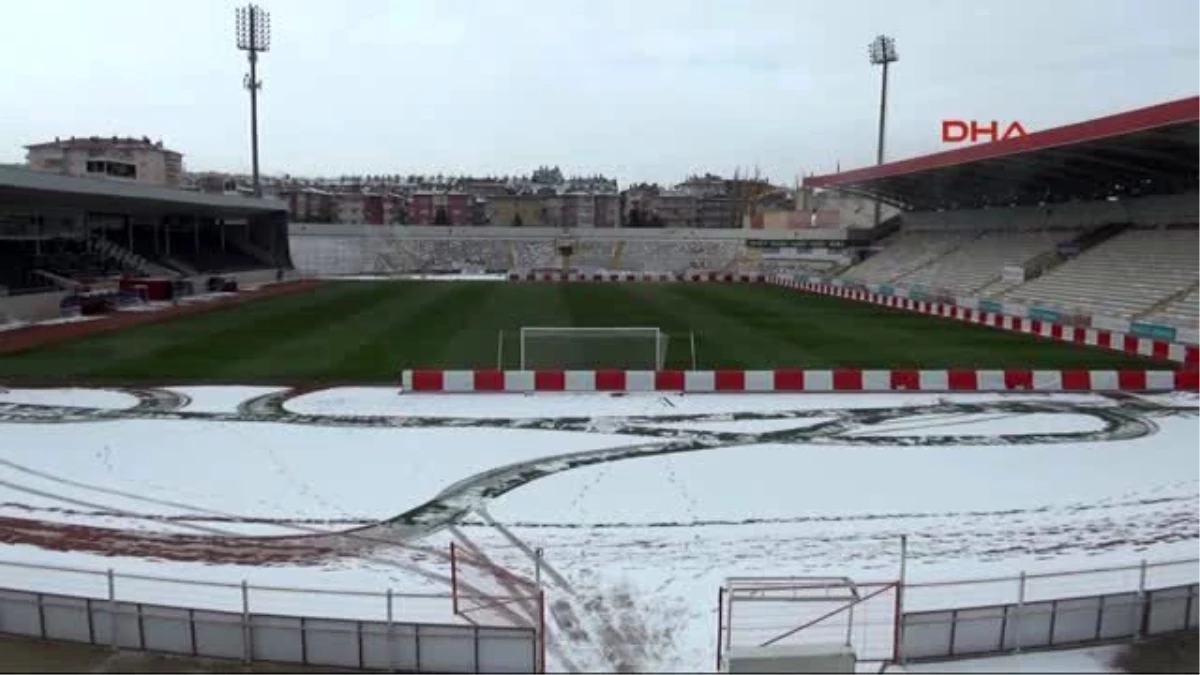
0;281;1163;384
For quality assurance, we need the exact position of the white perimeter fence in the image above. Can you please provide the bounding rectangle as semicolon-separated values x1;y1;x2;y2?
719;549;1200;670
0;558;539;673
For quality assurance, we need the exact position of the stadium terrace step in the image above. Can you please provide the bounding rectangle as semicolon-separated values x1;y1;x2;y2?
399;369;1198;393
1000;228;1199;322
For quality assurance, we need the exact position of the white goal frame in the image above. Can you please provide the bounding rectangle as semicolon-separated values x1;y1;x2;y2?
518;326;667;370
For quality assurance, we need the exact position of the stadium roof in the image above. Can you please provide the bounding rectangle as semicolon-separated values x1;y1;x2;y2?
0;165;287;217
804;96;1199;211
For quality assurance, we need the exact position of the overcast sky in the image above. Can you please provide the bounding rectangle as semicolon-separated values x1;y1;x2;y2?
0;0;1196;185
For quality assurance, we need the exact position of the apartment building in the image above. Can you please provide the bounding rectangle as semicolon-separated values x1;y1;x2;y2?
329;192;405;224
408;192;470;225
654;191;699;228
594;194;620;228
26;136;184;187
677;174;728;198
489;195;546;227
281;188;335;223
556;193;621;228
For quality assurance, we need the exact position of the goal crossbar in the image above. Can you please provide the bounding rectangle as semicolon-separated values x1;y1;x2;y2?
518;326;667;370
520;326;663;336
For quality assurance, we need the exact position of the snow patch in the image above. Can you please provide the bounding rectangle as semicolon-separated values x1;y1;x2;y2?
166;386;287;413
0;388;138;410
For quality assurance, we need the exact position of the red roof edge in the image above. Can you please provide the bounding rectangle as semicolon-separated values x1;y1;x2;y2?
805;96;1200;188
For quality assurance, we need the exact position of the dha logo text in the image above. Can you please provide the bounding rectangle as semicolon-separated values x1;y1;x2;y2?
942;120;1029;144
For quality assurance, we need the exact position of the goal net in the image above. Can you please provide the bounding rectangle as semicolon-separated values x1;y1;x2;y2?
519;327;668;369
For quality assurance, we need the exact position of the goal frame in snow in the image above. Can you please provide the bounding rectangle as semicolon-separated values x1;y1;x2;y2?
716;576;901;672
516;326;669;370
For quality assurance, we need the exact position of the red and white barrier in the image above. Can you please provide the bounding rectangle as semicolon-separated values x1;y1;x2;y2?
401;368;1198;393
776;278;1200;367
507;271;766;284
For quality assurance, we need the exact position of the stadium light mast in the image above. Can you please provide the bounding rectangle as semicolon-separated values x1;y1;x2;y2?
868;34;897;226
236;4;271;198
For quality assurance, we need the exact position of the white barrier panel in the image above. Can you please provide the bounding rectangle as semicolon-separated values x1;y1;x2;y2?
1092;314;1133;333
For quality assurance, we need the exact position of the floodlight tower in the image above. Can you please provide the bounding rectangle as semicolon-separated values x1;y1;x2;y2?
868;34;897;226
236;4;271;198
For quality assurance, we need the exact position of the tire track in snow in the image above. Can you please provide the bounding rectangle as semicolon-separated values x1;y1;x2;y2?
0;390;1191;564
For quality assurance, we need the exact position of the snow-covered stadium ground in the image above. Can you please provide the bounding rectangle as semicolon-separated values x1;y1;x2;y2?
0;387;1195;672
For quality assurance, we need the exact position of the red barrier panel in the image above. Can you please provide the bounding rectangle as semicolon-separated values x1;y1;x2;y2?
773;370;805;391
1004;369;1034;390
655;370;686;391
714;370;746;391
410;370;445;391
474;370;506;391
947;369;979;391
534;370;566;391
1117;370;1147;391
594;370;627;391
1060;370;1092;391
832;369;863;391
889;369;920;390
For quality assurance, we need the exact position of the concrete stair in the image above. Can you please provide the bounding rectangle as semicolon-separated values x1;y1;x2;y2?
891;230;988;285
33;269;80;291
89;237;177;277
1135;280;1199;321
164;256;199;276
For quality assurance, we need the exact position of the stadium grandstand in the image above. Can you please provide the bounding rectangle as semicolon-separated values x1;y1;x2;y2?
0;165;292;325
289;223;857;278
804;95;1199;341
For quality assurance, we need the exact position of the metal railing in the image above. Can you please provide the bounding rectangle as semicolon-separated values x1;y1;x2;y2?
0;558;539;673
899;557;1199;663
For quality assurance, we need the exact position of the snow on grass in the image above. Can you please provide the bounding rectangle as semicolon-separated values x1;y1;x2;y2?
637;417;841;434
1130;391;1200;407
844;412;1106;437
115;293;239;314
486;415;1198;524
0;387;138;410
285;389;1112;419
0;543;464;624
166;386;286;413
25;315;105;328
0;419;645;534
0;388;1195;672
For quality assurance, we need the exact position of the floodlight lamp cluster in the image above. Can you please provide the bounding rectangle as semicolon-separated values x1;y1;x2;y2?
236;4;271;52
868;35;897;64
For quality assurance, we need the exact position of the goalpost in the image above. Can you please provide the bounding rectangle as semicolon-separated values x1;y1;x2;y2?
516;327;670;370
